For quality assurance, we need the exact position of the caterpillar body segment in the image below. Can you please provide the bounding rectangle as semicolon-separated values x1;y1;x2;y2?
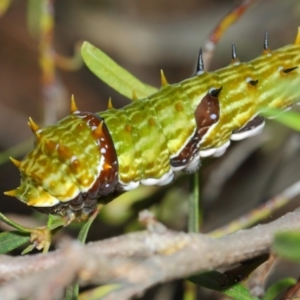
5;30;300;223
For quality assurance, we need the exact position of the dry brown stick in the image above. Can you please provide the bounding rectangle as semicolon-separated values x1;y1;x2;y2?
0;209;300;299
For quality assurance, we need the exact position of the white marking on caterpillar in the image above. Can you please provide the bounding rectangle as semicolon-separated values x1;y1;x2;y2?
141;169;174;186
209;87;217;94
118;180;140;191
283;106;292;112
171;165;186;171
185;153;200;172
230;121;265;141
213;141;231;157
210;113;217;120
200;148;217;157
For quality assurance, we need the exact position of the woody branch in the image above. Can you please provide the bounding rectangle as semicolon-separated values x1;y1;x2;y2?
0;208;300;300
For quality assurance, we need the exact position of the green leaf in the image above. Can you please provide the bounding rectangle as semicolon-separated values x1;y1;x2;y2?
188;271;257;300
0;212;32;233
65;284;79;300
273;231;300;261
0;231;30;254
0;0;12;16
261;108;300;132
21;243;37;255
65;207;100;300
262;277;296;300
81;42;158;100
27;0;43;38
77;207;100;244
47;214;66;231
78;284;123;300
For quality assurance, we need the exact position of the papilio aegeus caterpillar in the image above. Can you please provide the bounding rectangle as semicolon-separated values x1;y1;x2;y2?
4;29;300;223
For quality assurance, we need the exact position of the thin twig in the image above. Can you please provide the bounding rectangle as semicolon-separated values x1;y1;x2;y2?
0;209;300;299
209;180;300;237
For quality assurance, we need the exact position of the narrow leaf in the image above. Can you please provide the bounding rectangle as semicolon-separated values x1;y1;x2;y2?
188;271;257;300
273;231;300;261
261;108;300;132
65;206;101;300
27;0;43;38
81;42;157;99
262;277;296;300
47;214;66;231
0;0;11;16
65;284;79;300
0;231;30;254
77;205;101;244
0;212;32;233
21;243;37;255
78;284;123;300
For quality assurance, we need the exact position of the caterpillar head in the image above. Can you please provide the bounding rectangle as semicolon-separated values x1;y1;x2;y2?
5;97;118;223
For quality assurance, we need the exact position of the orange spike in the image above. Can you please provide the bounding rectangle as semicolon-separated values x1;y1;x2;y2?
94;121;103;137
70;94;79;113
34;131;42;142
28;117;40;133
160;69;168;86
107;97;114;109
9;157;21;169
4;189;17;197
295;27;300;45
132;90;137;101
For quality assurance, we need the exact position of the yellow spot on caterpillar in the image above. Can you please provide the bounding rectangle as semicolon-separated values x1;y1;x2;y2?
58;142;67;153
175;103;183;111
71;159;79;167
125;124;132;132
31;172;44;182
148;118;155;126
45;139;57;153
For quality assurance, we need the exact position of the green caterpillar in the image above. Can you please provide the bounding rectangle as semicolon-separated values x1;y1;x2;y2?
5;29;300;223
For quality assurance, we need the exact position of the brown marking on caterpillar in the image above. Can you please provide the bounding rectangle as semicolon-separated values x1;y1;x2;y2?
230;115;265;141
170;132;200;168
195;90;220;139
34;112;119;222
76;112;119;197
170;91;220;168
233;116;265;134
